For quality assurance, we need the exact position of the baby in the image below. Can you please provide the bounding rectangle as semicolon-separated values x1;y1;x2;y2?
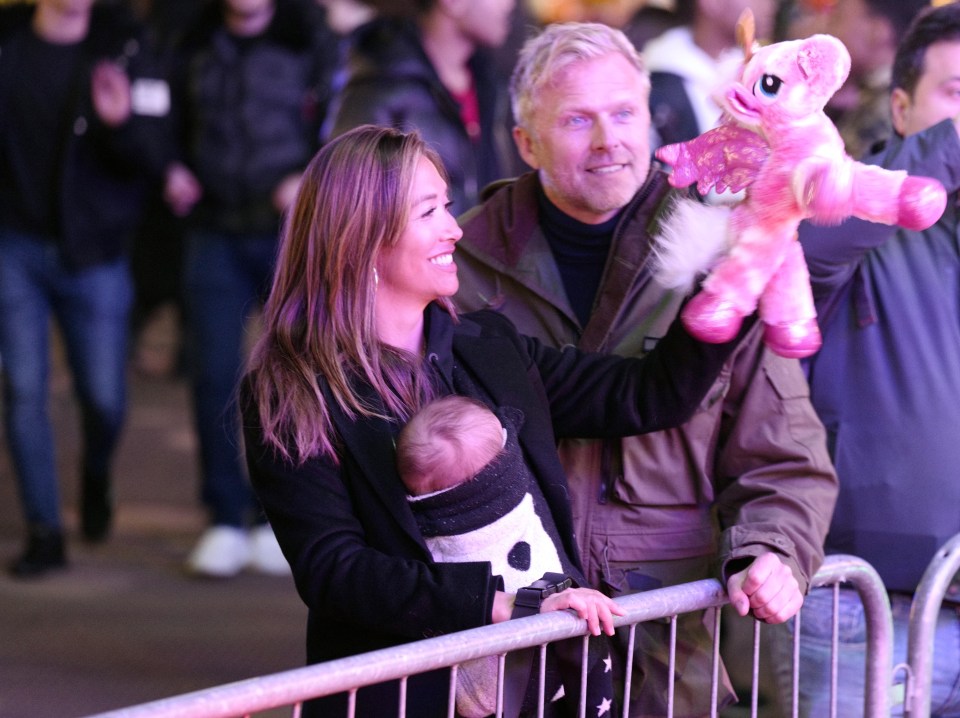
398;394;507;497
398;396;617;718
398;396;567;594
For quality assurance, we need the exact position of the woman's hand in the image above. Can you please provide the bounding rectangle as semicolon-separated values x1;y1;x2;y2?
541;587;625;636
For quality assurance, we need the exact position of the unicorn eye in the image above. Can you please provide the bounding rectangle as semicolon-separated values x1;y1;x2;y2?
756;74;784;98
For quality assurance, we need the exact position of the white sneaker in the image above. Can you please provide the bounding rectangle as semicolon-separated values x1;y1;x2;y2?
248;524;291;576
186;526;250;578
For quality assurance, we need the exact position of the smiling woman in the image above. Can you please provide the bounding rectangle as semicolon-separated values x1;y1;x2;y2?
374;156;463;353
239;124;751;717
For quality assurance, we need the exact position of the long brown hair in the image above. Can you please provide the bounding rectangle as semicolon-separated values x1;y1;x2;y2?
246;125;454;464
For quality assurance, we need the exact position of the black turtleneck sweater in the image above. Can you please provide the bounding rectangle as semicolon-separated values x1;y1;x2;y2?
537;183;624;327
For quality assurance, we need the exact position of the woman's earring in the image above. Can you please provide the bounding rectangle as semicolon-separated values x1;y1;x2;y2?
373;267;379;290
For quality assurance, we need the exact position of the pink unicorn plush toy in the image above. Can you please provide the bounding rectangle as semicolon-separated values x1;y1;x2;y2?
655;15;947;358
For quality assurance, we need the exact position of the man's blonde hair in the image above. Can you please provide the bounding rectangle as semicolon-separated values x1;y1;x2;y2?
510;22;649;130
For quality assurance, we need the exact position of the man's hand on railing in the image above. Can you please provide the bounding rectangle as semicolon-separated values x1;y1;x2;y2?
541;587;626;636
726;552;803;624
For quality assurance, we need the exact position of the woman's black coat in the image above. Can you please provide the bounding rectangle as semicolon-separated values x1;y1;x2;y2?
242;306;741;716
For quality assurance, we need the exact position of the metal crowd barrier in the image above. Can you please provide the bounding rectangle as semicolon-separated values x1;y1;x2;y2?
82;577;732;718
81;542;960;718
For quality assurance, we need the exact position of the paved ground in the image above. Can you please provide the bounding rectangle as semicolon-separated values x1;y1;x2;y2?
0;316;306;718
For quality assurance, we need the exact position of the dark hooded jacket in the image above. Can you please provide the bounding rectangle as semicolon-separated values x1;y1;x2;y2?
168;0;336;234
0;3;168;268
325;17;508;215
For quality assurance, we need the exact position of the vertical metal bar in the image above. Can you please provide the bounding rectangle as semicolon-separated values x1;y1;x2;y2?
859;579;894;718
537;644;548;718
710;607;721;718
496;654;506;718
710;606;721;718
447;664;458;718
577;636;589;718
829;583;839;718
347;688;357;718
667;615;677;718
621;624;637;718
751;620;761;718
791;608;801;718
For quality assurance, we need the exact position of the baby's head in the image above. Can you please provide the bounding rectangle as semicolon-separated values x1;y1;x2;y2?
397;396;506;496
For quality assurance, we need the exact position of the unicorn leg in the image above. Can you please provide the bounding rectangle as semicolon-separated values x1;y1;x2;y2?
758;240;821;358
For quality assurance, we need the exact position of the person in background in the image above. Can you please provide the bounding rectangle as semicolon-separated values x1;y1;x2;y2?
241;123;752;717
0;0;169;577
163;0;337;578
620;0;688;53
324;0;516;215
785;0;928;159
767;4;960;716
454;22;838;716
125;0;201;381
643;0;777;150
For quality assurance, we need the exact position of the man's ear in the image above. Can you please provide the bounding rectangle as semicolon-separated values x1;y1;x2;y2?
513;125;540;170
890;87;911;136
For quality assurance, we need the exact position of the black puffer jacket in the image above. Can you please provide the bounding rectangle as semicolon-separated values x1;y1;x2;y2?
0;4;169;269
326;18;508;215
170;0;336;235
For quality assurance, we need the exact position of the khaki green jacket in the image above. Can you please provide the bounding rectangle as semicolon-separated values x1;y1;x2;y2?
455;170;838;594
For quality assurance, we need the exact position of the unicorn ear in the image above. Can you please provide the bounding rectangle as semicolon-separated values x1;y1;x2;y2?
736;8;756;63
796;34;851;95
